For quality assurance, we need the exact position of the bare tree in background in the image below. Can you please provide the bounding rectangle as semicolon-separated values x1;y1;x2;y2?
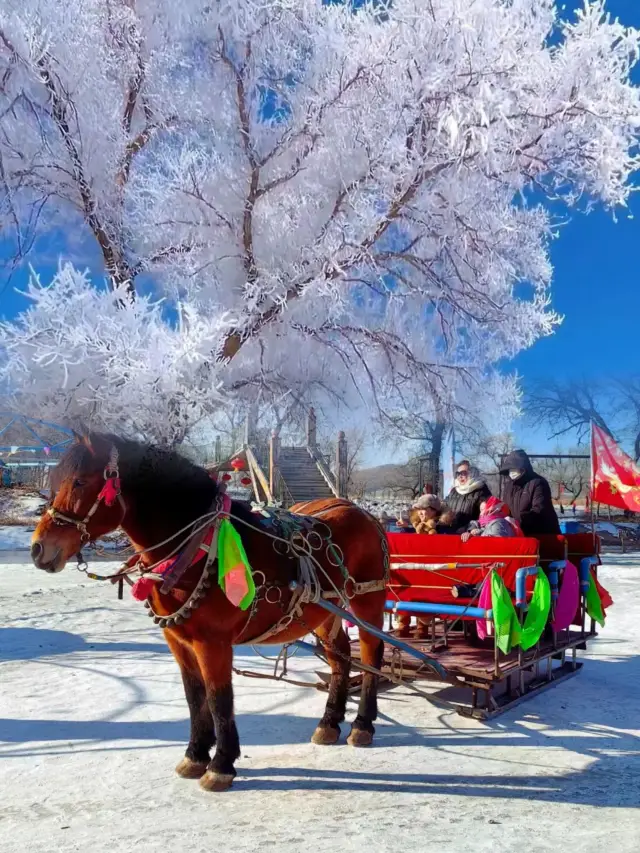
534;451;591;505
463;432;515;470
352;458;422;502
615;377;640;461
525;376;640;462
525;378;614;443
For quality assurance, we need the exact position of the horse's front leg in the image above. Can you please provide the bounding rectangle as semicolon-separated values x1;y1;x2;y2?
166;634;215;779
193;639;240;792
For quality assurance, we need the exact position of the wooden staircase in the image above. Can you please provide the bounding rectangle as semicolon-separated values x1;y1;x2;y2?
209;408;348;508
277;446;335;504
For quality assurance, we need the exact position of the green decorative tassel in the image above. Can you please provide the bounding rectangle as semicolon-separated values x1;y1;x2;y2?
491;570;521;655
217;519;256;610
585;570;605;628
520;572;551;651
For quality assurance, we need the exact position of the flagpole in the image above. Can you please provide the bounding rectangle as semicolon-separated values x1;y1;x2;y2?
590;420;596;544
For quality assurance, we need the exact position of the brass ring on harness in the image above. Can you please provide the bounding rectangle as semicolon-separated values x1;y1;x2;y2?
252;570;266;589
265;586;282;605
344;576;357;600
305;530;324;551
310;519;332;539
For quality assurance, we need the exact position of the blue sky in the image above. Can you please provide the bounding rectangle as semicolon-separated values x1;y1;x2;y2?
510;0;640;450
1;0;639;458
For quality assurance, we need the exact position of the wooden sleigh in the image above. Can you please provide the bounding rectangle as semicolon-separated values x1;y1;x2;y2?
307;532;604;719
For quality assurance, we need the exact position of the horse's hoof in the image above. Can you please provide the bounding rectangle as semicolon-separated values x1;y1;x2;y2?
199;771;235;792
347;728;373;747
175;758;208;779
311;724;340;745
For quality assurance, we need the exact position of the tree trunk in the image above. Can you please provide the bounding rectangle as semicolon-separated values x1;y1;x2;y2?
422;422;446;494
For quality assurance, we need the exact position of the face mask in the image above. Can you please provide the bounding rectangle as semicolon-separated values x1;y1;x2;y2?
509;469;523;481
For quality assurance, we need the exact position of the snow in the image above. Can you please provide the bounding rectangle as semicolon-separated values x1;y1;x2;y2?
1;554;639;852
0;525;35;551
595;522;621;536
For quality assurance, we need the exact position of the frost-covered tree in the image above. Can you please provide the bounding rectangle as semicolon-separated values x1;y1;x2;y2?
0;0;638;439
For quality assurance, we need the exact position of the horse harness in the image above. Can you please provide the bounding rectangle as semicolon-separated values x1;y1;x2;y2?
140;503;390;643
51;445;390;639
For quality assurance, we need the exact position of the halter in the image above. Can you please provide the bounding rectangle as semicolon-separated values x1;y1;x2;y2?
47;445;126;543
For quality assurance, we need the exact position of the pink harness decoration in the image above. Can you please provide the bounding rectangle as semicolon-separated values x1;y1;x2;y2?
98;475;121;508
131;494;235;603
131;556;177;601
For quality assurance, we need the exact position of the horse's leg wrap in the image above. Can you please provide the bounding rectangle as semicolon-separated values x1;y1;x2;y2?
349;592;386;747
312;618;351;744
167;636;215;778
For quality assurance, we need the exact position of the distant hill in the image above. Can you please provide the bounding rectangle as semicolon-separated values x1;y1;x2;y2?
352;462;418;497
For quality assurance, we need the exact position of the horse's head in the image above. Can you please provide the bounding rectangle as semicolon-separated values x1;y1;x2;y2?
31;433;127;572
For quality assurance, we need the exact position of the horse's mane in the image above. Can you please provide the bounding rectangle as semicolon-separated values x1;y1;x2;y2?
53;433;259;531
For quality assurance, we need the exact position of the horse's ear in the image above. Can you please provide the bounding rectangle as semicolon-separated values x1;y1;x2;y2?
68;419;89;445
81;432;98;455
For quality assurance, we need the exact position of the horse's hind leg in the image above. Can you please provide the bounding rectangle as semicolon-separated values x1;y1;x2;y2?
312;616;351;745
348;592;386;747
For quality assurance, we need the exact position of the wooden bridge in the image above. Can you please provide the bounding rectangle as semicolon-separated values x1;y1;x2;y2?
208;408;349;507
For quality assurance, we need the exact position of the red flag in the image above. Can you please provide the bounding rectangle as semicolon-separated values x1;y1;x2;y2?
591;424;640;512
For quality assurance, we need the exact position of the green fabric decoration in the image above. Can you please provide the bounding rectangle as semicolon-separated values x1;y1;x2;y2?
217;518;256;610
520;572;551;651
491;570;521;655
585;570;606;628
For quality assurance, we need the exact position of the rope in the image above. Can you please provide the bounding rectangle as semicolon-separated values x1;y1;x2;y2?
79;507;226;582
227;511;353;610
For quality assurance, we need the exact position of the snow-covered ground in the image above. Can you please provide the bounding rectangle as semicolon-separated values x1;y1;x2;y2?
0;525;35;551
1;554;639;853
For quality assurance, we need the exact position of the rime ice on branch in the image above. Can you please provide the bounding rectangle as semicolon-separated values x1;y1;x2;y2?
0;1;638;438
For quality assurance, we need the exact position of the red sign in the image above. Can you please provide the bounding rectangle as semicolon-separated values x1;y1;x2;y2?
591;424;640;512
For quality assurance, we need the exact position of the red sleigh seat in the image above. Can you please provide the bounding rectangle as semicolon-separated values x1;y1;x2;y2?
386;533;541;612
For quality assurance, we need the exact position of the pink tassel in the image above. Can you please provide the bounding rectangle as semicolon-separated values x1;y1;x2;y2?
131;577;156;601
130;556;174;602
99;477;121;507
476;573;493;640
224;565;249;608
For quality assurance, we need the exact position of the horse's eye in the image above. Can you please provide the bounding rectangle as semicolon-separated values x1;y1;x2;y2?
73;479;86;489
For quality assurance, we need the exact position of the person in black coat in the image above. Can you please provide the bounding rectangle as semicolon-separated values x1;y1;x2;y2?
445;460;492;531
499;449;560;536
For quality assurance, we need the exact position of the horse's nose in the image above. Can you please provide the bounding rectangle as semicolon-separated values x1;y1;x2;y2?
31;541;43;565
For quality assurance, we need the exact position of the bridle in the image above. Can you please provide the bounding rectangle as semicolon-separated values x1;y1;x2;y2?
47;445;126;543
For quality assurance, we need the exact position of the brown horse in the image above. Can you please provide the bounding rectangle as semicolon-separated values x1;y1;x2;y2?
31;432;389;791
